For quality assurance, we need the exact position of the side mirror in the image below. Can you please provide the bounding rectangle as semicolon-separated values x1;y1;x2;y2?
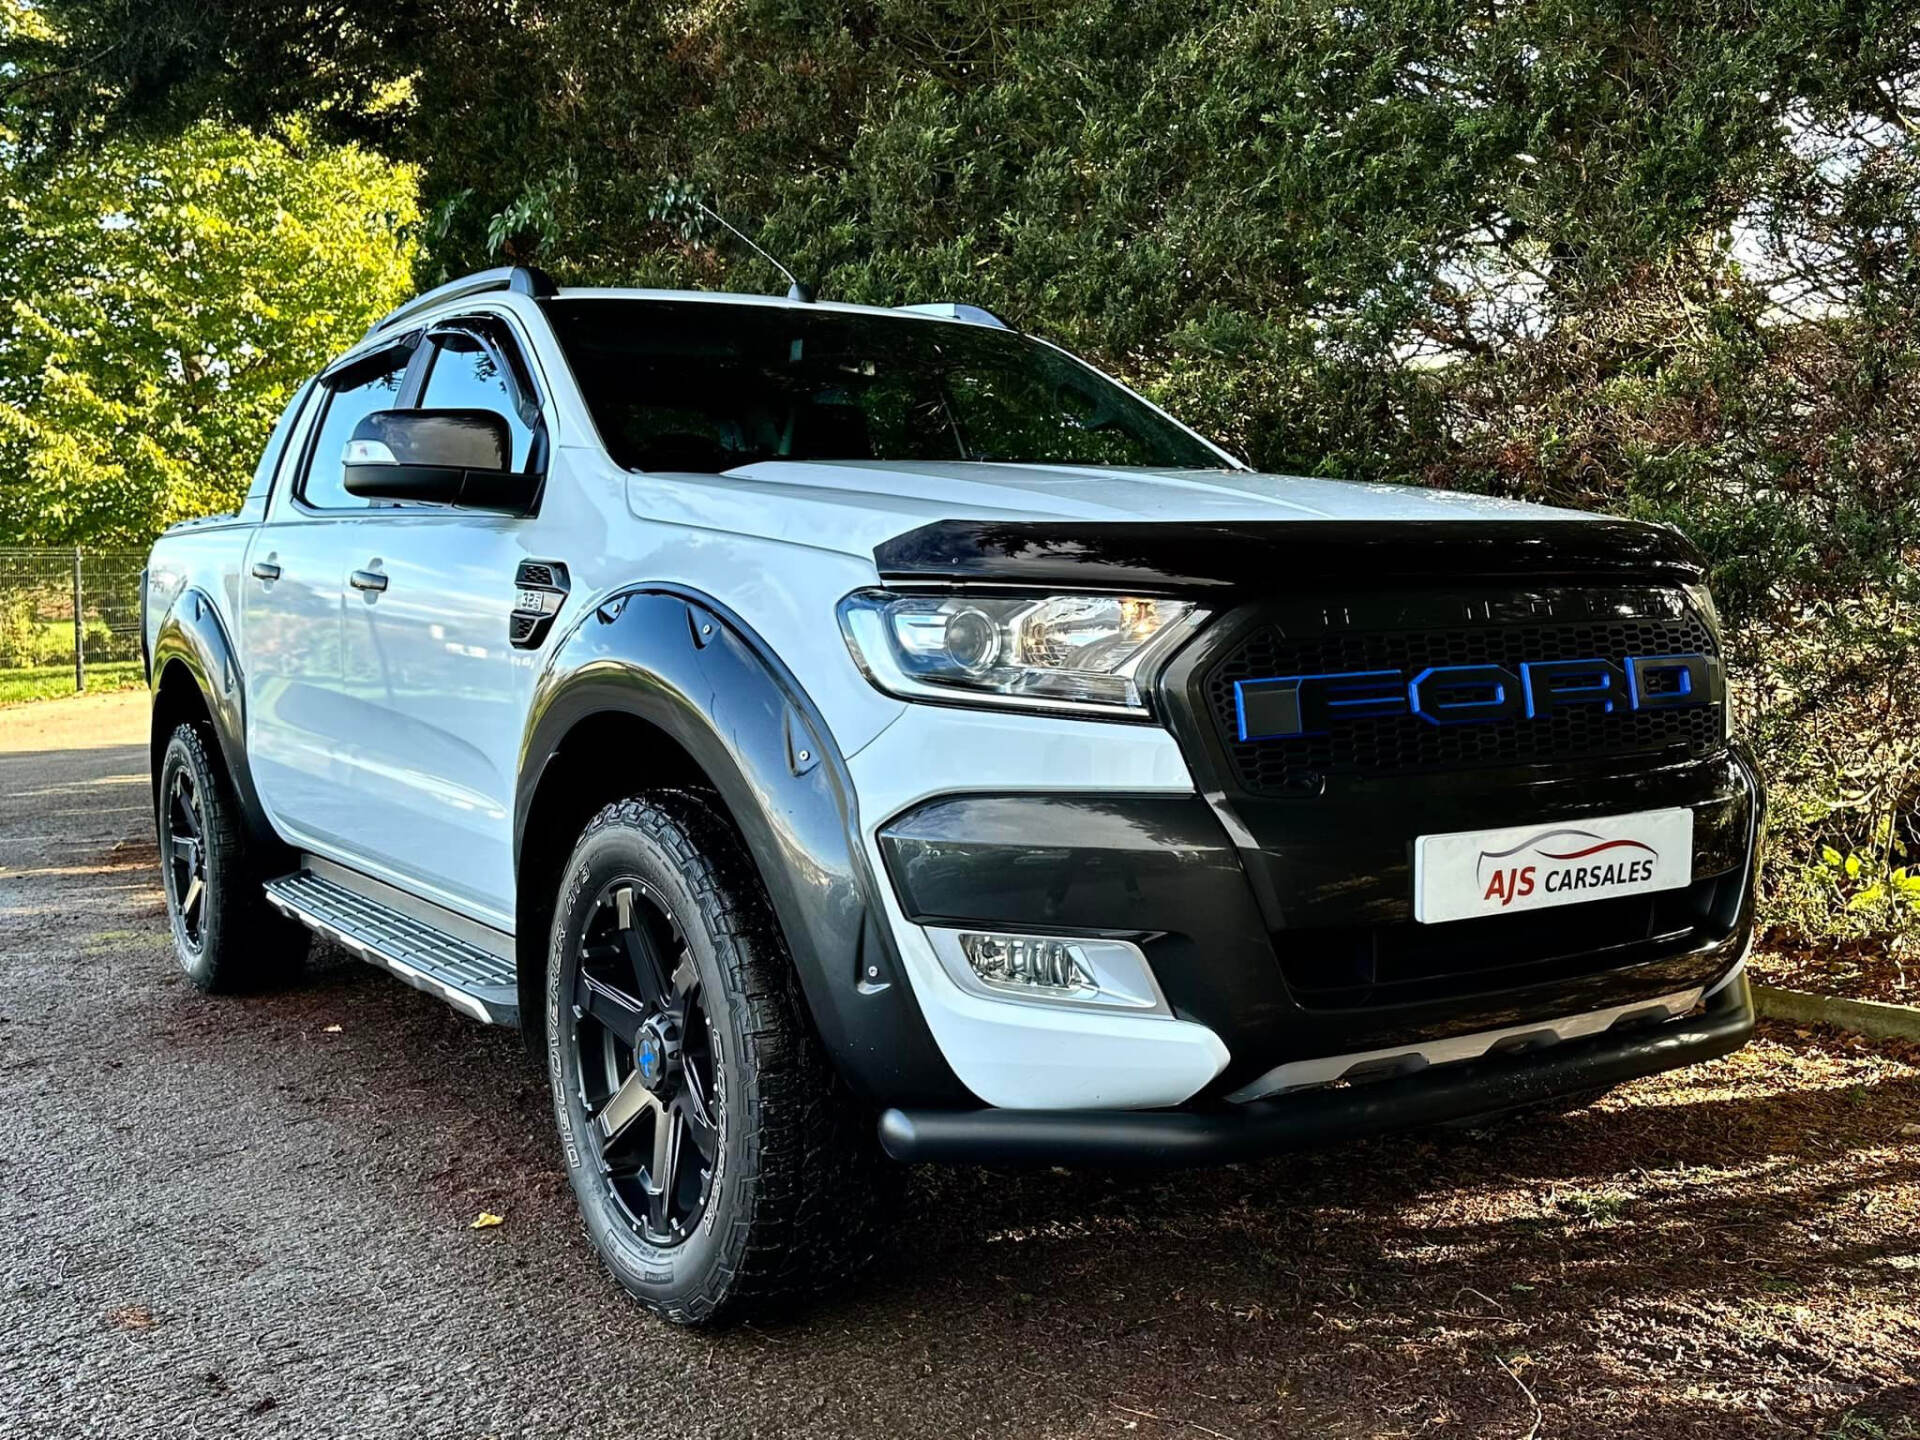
342;409;540;514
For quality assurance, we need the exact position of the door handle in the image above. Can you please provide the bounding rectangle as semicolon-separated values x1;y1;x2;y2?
349;569;388;593
250;560;281;582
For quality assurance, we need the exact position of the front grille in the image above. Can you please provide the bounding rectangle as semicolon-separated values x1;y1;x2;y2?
1278;874;1736;1011
1204;592;1722;794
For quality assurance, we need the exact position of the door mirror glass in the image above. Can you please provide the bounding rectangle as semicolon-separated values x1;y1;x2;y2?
342;409;539;514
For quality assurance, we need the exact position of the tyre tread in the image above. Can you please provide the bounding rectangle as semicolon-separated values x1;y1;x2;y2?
555;791;888;1324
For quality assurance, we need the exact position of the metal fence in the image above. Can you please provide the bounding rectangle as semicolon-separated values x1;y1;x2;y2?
0;547;147;690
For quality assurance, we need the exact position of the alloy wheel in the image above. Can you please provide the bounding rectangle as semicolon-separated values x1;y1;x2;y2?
165;767;208;950
571;878;722;1245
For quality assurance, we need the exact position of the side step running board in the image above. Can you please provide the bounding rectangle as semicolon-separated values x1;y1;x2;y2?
263;870;519;1025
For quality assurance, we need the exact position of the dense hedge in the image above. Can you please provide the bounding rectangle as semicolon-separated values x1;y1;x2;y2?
12;0;1919;967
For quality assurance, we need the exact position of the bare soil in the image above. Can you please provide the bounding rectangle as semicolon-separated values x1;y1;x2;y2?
2;691;1917;1439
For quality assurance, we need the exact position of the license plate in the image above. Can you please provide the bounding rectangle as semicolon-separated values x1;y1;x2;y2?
1413;808;1694;924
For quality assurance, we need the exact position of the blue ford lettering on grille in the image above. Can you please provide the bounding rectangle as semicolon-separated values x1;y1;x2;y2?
1233;654;1722;742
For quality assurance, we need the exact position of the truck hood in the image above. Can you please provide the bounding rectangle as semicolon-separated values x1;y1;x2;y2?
719;459;1589;526
620;456;1700;588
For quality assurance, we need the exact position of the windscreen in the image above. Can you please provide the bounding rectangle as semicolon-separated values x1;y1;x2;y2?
543;299;1224;473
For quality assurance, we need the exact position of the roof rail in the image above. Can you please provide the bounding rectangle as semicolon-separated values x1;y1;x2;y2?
895;302;1011;330
364;266;559;340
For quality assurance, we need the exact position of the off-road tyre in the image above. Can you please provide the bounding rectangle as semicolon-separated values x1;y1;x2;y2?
157;722;308;992
547;790;890;1325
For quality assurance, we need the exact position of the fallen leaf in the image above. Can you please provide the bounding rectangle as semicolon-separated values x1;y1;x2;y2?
471;1211;505;1230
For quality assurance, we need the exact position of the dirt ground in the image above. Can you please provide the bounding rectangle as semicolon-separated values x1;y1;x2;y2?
2;691;1917;1440
1752;932;1917;1012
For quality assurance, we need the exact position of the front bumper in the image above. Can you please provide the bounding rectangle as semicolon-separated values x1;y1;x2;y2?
875;741;1761;1107
879;971;1755;1166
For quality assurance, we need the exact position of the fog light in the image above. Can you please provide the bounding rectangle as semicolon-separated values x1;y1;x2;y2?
959;933;1093;992
926;928;1170;1015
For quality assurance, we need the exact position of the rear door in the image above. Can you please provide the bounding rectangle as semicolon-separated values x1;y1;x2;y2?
238;340;421;859
332;316;547;923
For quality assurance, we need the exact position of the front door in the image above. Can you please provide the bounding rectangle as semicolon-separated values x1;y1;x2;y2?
332;320;546;924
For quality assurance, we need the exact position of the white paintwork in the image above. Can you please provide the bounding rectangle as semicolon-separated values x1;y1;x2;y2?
845;700;1194;812
878;860;1230;1110
847;704;1227;1108
1223;985;1706;1103
895;302;1010;328
332;513;528;914
150;282;1614;1100
616;458;1591;569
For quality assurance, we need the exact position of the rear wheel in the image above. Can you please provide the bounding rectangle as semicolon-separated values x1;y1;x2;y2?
547;792;886;1325
157;723;307;991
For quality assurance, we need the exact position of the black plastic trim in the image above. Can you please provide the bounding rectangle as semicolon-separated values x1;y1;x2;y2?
878;793;1280;1046
879;974;1755;1167
873;518;1708;594
149;587;276;850
510;560;570;649
515;585;971;1107
319;329;423;385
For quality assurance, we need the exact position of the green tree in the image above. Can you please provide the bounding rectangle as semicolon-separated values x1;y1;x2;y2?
9;0;1918;968
0;115;418;544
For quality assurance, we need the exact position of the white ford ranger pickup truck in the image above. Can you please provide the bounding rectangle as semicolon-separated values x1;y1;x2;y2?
144;266;1761;1322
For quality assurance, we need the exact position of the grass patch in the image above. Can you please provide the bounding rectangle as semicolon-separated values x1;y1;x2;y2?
1825;1414;1920;1439
1556;1188;1632;1226
0;661;144;705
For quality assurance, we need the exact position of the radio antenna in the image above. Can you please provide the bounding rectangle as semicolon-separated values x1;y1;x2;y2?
696;201;814;303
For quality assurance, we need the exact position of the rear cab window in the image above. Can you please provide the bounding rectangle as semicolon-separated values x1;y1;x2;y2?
418;324;538;470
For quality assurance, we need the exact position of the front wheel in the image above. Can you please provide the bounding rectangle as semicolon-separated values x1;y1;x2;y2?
546;792;886;1325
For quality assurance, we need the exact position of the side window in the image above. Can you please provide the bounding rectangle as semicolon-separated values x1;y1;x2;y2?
299;349;412;509
419;329;535;469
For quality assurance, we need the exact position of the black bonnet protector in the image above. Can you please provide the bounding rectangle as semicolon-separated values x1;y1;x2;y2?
872;517;1707;593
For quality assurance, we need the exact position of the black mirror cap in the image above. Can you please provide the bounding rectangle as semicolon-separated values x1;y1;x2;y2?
342;408;541;514
350;408;510;471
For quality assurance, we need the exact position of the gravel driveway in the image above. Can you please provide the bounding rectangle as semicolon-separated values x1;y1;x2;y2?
2;692;1917;1439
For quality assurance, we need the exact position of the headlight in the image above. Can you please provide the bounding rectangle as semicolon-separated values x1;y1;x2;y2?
837;590;1203;718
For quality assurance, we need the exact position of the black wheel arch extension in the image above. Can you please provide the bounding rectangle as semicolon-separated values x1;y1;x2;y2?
514;585;972;1109
149;587;278;852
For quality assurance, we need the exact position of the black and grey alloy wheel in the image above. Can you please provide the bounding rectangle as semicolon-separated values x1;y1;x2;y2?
163;762;210;954
548;792;889;1325
571;877;722;1244
156;722;307;992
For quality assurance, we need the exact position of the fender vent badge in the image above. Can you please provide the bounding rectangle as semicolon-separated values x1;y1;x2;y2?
510;559;570;649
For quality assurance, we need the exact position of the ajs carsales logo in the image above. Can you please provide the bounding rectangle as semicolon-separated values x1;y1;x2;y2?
1475;828;1660;907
